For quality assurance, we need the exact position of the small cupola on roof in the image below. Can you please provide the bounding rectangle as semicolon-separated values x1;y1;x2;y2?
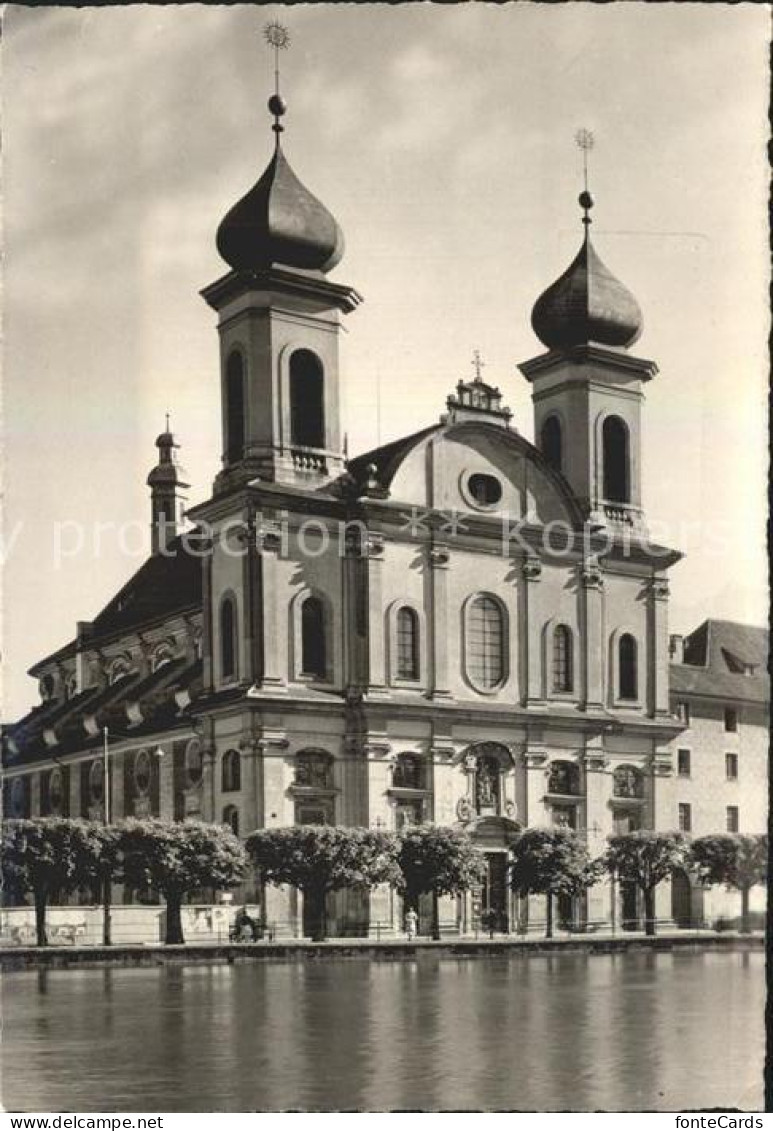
531;191;643;351
216;30;344;276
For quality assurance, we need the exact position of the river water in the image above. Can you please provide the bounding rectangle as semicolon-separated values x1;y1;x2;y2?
1;950;763;1111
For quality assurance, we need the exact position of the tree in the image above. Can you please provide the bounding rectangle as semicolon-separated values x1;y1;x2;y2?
1;818;106;946
509;827;599;939
116;819;247;944
689;834;767;934
395;825;487;940
604;830;687;936
246;826;401;941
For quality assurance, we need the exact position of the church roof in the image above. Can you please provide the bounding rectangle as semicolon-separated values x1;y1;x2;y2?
29;538;202;675
670;619;769;705
531;195;643;351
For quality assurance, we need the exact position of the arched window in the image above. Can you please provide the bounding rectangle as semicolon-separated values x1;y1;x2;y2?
290;350;325;449
548;760;580;796
185;739;203;787
602;415;630;503
393;753;424;790
222;749;241;793
220;596;238;682
222;805;239;837
541;415;563;473
613;765;644;799
89;759;105;804
552;625;573;693
41;674;55;702
225;351;245;463
396;607;419;680
467;596;505;690
619;634;638;700
301;596;326;679
295;750;333;790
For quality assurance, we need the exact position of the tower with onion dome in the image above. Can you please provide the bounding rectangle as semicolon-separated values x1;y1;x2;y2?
519;177;656;535
202;24;361;494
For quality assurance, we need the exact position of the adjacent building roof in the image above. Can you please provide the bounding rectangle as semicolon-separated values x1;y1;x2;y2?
670;619;769;706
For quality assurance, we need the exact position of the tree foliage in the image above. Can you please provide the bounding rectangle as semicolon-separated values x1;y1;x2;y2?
1;818;108;946
396;825;487;901
246;825;401;940
116;818;248;944
689;834;767;933
604;830;687;936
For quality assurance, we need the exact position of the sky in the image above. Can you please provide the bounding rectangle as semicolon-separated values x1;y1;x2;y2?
2;2;769;719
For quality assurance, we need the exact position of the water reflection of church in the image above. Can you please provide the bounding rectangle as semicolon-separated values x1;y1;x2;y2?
5;64;695;939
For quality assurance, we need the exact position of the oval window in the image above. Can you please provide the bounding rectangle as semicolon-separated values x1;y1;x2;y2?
467;473;502;507
134;750;151;796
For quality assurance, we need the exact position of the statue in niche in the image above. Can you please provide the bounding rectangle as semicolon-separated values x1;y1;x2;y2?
475;756;500;812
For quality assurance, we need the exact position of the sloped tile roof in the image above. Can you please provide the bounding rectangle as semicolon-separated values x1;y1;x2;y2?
670;619;769;705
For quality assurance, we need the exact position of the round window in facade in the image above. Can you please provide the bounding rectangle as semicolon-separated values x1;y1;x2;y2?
466;473;502;509
134;750;152;796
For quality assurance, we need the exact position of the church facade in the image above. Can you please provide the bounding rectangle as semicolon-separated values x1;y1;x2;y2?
3;82;765;938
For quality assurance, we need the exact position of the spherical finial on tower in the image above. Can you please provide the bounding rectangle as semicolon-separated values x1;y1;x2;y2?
268;94;287;118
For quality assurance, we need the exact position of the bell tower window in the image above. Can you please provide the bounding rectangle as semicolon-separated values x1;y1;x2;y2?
618;633;638;700
602;415;630;503
301;596;326;679
290;350;325;449
541;415;563;473
225;352;245;464
220;595;238;682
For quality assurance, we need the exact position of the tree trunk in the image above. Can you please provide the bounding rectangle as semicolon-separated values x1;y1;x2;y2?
643;887;656;936
165;893;184;945
545;892;553;940
431;892;440;941
740;886;751;934
306;887;327;942
34;888;48;948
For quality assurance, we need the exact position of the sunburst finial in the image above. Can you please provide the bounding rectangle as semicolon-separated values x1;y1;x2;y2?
264;22;291;138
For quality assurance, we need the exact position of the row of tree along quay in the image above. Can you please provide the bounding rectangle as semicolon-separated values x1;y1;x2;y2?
1;818;767;947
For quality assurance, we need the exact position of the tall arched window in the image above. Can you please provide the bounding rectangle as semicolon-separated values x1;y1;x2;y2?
602;415;630;503
222;749;241;793
619;633;638;700
290;350;325;449
396;607;419;680
220;596;238;681
225;351;246;464
541;415;563;473
222;805;239;837
301;596;326;678
467;596;505;690
553;625;573;693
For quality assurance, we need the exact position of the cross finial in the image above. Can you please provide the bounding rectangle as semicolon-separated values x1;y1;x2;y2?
471;349;486;383
264;22;290;138
165;411;170;433
575;128;595;228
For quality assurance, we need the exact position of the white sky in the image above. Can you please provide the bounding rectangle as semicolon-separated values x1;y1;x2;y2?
2;3;769;719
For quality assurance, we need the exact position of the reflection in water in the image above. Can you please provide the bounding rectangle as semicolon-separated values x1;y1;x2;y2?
2;951;764;1112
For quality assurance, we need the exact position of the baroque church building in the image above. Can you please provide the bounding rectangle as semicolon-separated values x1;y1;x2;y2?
8;78;761;940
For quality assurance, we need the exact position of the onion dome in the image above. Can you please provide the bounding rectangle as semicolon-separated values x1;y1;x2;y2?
147;418;189;489
216;94;344;275
531;192;642;351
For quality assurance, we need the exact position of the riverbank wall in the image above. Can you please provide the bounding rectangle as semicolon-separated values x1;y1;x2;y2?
1;931;764;971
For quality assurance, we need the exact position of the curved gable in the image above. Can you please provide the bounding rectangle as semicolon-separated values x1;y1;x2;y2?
379;421;583;527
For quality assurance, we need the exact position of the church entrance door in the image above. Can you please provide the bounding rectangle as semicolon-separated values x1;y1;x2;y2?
482;853;509;933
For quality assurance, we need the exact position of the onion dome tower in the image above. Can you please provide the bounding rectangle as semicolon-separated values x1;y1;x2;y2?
519;177;657;535
201;28;361;494
531;192;643;351
147;418;189;553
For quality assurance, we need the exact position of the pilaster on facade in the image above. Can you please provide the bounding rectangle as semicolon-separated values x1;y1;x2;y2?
427;543;452;699
647;575;671;719
524;747;548;827
252;521;288;695
580;555;605;712
519;556;544;709
362;532;389;699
